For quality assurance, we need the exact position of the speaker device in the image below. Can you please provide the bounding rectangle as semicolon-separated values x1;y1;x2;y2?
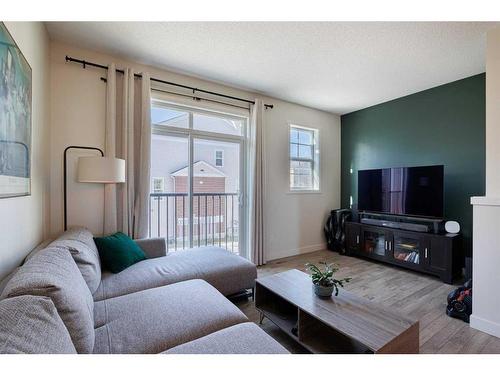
360;217;430;233
445;221;460;234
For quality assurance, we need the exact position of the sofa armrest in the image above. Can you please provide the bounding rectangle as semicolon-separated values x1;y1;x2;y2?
134;238;167;259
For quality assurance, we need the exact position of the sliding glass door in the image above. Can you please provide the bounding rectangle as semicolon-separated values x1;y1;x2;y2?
149;101;247;257
193;138;241;253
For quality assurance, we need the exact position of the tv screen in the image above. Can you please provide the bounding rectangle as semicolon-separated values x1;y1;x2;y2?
357;165;444;218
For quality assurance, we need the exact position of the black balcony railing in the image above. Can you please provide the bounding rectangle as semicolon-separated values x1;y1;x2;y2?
149;192;239;254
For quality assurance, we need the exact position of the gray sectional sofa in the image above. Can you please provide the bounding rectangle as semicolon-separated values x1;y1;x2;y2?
0;227;288;354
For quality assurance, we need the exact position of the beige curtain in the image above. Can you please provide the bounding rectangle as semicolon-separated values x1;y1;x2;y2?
249;99;265;265
133;73;152;238
103;64;118;235
106;67;151;239
120;68;135;236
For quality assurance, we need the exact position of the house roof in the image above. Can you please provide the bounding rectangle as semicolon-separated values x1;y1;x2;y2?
171;160;226;178
156;113;188;126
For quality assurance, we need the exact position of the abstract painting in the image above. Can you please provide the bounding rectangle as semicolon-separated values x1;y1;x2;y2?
0;22;31;198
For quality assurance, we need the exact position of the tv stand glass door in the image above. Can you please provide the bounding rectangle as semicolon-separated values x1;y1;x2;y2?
361;227;390;260
391;231;427;268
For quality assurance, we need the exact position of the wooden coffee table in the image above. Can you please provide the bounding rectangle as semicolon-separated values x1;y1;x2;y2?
255;269;419;354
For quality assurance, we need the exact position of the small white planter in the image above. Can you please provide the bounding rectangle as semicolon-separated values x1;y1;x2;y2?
313;283;334;298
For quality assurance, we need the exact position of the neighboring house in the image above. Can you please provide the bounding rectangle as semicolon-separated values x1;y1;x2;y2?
150;124;241;243
171;161;228;238
150;134;239;194
171;160;227;194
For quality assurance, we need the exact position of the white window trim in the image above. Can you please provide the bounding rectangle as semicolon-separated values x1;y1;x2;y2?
215;150;224;167
288;123;321;194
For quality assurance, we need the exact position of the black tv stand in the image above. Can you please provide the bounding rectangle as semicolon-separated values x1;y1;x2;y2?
345;220;462;284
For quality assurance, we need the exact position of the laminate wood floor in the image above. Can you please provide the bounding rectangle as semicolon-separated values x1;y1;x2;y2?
235;250;500;354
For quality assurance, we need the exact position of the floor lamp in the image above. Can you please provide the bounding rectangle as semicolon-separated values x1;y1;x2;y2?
63;145;125;231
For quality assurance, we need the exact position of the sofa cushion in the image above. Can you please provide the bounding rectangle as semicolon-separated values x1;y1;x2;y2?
93;279;248;354
0;295;76;354
94;232;147;273
49;227;102;294
1;247;95;353
93;246;257;301
56;226;99;252
0;266;19;296
164;322;289;354
134;237;167;259
23;238;53;263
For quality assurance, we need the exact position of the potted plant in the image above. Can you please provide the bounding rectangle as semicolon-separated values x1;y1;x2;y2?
305;262;352;298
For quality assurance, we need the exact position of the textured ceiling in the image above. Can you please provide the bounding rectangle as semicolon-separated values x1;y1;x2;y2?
46;22;498;114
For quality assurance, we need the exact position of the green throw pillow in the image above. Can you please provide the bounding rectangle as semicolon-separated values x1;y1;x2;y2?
94;232;147;273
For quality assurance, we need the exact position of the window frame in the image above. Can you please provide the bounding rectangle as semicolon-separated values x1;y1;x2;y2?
215;150;224;167
288;123;321;193
151;99;247;141
152;176;166;193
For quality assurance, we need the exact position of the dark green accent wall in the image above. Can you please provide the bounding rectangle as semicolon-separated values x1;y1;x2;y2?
341;73;485;256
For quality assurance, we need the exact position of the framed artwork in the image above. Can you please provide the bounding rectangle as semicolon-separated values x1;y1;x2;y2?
0;22;32;198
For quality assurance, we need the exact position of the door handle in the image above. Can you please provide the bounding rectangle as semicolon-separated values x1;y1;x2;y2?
385;240;387;250
425;248;428;258
356;235;359;244
389;241;392;251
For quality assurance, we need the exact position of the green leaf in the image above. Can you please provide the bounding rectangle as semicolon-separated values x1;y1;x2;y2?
305;261;351;290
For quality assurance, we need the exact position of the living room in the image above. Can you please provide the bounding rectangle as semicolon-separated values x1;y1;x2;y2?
1;1;500;372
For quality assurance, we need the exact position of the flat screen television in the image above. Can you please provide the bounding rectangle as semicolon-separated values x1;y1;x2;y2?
357;165;444;219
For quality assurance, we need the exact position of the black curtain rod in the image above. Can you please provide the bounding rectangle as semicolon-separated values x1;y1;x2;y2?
151;87;251;111
65;55;274;109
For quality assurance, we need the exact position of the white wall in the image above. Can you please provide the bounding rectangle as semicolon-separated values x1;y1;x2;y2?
470;197;500;338
49;41;341;261
263;99;340;260
0;22;51;280
470;27;500;339
485;29;500;197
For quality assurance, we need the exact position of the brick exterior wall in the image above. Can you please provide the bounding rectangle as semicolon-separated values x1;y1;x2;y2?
173;176;227;238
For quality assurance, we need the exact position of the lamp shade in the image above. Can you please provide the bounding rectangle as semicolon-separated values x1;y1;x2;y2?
77;156;125;183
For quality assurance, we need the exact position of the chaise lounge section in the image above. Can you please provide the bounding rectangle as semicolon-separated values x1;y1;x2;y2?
94;244;257;301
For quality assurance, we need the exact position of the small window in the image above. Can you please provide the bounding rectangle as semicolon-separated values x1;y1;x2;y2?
289;125;320;191
215;150;224;167
152;177;165;193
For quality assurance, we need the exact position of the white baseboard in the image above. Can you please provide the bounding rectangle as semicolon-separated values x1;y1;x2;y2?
470;314;500;339
267;243;327;262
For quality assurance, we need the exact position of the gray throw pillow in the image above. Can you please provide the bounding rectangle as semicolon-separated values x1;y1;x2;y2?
0;295;76;354
49;227;102;294
1;247;95;353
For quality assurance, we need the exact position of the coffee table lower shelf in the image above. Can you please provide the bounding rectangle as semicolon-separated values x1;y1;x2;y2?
255;270;419;354
256;291;373;353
